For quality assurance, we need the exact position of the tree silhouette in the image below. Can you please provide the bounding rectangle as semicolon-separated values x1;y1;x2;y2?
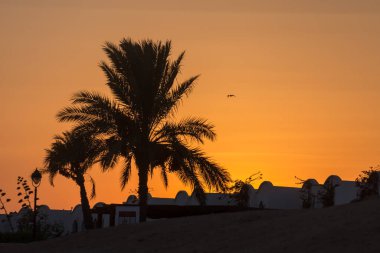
44;130;102;229
57;38;231;221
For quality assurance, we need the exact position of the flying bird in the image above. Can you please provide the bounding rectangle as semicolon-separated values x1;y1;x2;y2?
227;94;236;98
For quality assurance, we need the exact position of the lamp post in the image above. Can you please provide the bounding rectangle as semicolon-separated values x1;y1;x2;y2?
31;168;42;240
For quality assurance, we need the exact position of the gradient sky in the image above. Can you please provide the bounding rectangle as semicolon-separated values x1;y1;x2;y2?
1;0;380;211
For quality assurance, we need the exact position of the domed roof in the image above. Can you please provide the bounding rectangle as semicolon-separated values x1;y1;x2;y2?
72;204;82;213
37;205;50;212
302;179;319;189
244;184;255;191
175;191;189;199
93;202;106;208
175;191;189;205
17;206;31;215
258;181;273;191
324;175;342;186
126;195;138;204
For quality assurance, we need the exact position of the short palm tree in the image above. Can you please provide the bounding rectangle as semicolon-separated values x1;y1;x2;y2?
44;130;102;229
57;38;231;222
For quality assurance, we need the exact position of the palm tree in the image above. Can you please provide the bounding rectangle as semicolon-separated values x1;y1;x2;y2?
57;38;231;222
44;130;102;229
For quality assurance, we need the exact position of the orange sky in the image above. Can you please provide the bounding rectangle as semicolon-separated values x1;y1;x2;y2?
1;0;380;211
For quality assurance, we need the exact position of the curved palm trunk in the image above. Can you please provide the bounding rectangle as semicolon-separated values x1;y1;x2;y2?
77;177;93;230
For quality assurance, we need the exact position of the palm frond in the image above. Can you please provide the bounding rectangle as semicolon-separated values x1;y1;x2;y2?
99;61;135;109
166;140;231;192
41;164;58;187
56;106;98;123
159;51;185;96
189;149;230;192
98;136;123;171
120;155;133;190
153;117;216;144
160;166;169;188
88;175;96;199
157;75;199;121
170;156;206;204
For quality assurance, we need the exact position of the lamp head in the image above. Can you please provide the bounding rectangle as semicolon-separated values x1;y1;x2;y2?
31;168;42;187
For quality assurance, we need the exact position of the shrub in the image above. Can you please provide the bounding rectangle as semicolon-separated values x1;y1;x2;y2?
226;172;262;207
318;182;337;207
0;176;64;243
356;168;379;200
295;177;316;209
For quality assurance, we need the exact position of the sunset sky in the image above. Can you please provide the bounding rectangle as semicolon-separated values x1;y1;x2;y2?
1;0;380;211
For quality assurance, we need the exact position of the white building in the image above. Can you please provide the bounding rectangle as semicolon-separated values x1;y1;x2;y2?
255;181;302;209
0;174;364;235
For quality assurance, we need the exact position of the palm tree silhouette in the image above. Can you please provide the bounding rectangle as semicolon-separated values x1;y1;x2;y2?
57;38;231;222
44;130;102;229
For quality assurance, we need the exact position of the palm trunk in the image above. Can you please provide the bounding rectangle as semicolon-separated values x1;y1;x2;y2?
77;177;93;230
138;166;149;222
136;135;150;223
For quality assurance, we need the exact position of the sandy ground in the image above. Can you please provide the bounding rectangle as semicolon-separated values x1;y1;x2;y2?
1;198;380;253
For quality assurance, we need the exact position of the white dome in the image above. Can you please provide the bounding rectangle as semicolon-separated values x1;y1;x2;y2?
258;181;273;191
126;195;138;204
175;191;189;205
302;179;319;189
324;175;342;186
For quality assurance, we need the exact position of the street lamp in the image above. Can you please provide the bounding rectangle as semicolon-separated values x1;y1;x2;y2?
31;168;42;240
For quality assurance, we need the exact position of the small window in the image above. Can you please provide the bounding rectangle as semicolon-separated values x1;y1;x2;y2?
118;211;137;224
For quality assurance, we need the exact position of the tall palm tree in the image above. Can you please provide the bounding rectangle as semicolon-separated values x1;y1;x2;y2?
57;38;231;222
44;130;102;229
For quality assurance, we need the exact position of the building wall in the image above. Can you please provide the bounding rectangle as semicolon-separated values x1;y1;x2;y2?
0;214;13;233
255;183;302;209
335;181;359;205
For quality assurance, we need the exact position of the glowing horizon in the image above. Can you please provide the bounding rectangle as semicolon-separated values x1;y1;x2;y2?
1;0;380;211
